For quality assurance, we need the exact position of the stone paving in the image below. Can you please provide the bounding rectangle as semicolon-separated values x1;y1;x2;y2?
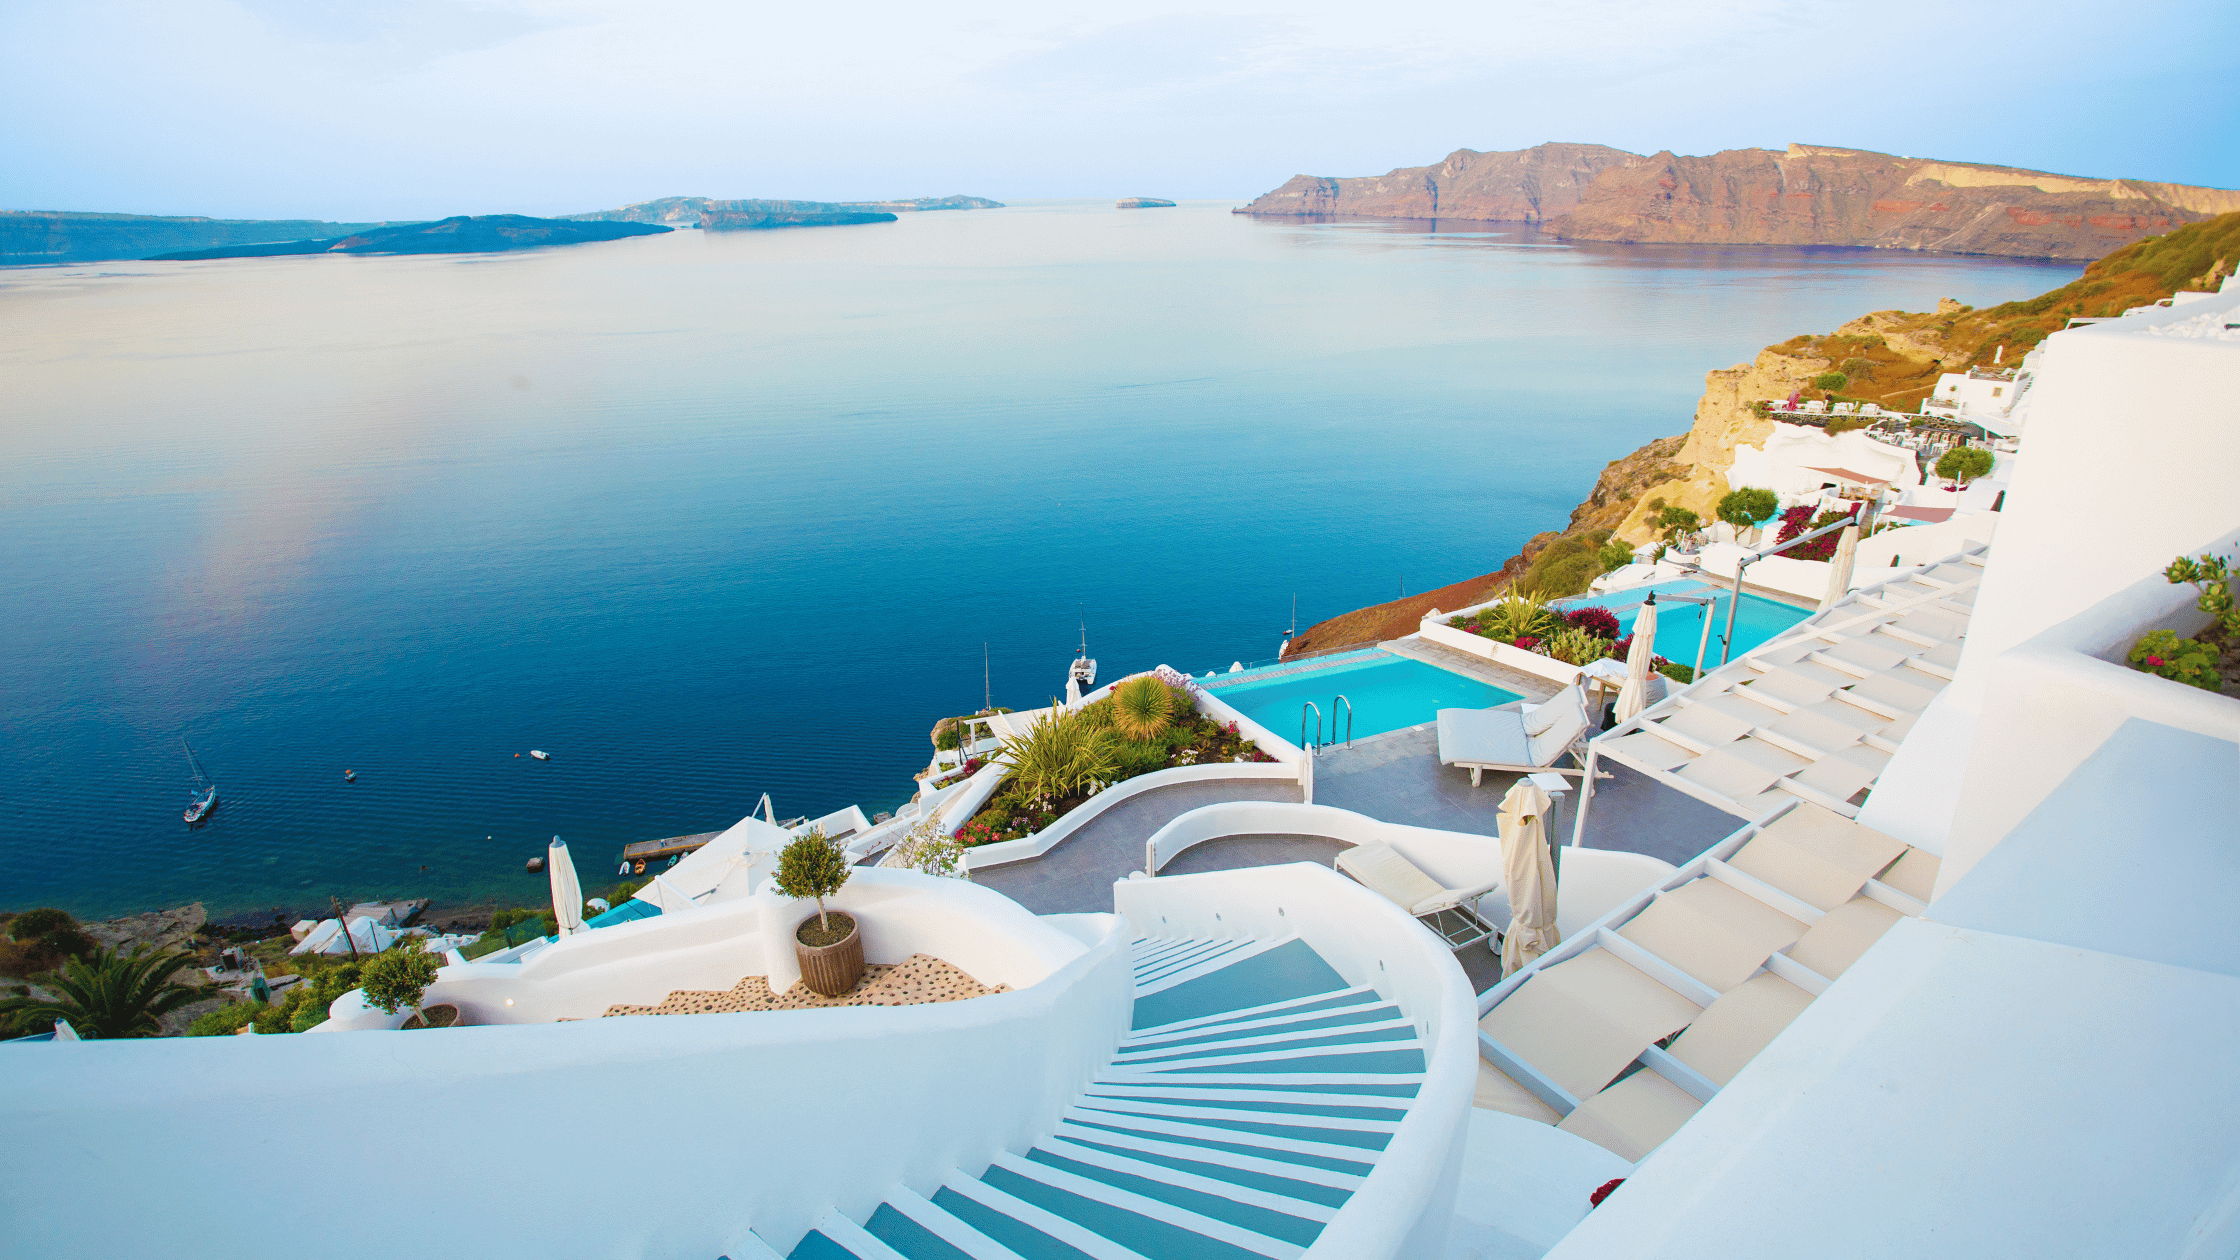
1376;636;1563;702
603;953;1005;1017
971;777;1304;914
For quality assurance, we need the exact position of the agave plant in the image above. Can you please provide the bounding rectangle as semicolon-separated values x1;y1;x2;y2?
1111;675;1174;741
0;945;218;1040
1480;591;1556;643
1543;627;1615;666
1000;706;1119;809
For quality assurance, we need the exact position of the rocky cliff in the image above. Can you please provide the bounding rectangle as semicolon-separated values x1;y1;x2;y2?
1244;141;2238;262
2;211;386;267
1548;144;2234;261
1241;143;1642;222
1283;210;2240;656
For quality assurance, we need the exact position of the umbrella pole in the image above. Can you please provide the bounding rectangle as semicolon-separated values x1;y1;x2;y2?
1569;746;1601;848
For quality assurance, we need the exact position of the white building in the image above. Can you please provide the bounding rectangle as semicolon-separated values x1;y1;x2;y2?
4;285;2236;1260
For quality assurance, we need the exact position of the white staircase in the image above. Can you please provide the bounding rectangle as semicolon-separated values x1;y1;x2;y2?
761;936;1429;1260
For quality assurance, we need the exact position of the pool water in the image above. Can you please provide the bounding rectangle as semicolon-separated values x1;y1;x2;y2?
1559;581;1816;670
1204;650;1520;746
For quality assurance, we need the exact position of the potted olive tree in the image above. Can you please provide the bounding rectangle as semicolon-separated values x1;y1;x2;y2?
775;829;861;997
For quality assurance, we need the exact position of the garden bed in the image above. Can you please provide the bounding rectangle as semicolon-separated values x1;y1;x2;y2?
957;674;1275;847
1445;594;1697;684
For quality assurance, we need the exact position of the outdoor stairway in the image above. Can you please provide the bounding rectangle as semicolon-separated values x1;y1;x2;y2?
775;935;1426;1260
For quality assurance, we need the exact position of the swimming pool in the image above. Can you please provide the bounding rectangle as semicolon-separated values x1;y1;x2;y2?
1559;581;1816;669
1202;649;1521;746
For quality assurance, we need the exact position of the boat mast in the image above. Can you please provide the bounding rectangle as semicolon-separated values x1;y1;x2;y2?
182;736;209;786
983;642;991;713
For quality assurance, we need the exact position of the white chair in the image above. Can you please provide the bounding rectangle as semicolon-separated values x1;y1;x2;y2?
1336;840;1502;951
1437;685;1594;787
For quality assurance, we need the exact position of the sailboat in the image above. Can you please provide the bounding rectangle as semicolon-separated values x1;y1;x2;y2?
182;737;219;826
1069;614;1097;693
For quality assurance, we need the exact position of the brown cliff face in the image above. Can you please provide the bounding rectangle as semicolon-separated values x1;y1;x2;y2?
1242;143;1644;222
1282;210;2240;656
1547;144;2229;261
1245;141;2237;261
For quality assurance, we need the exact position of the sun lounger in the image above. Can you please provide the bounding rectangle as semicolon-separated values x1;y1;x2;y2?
1438;685;1593;787
1336;840;1502;951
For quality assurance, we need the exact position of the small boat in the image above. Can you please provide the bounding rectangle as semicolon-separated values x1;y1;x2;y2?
182;737;219;826
1070;615;1097;691
529;750;551;761
343;769;356;783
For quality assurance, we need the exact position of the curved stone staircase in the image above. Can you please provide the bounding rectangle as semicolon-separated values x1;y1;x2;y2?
765;935;1429;1260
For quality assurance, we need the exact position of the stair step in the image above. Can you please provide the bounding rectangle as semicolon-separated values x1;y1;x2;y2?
866;1194;1017;1260
1120;1003;1403;1052
1033;1138;1341;1225
1127;987;1385;1041
1113;1021;1416;1066
1082;1085;1408;1122
1131;940;1350;1031
1095;1078;1421;1099
1104;1045;1428;1078
983;1156;1300;1260
934;1178;1140;1260
794;1213;910;1260
1048;1122;1365;1194
1134;939;1291;995
1071;1102;1395;1151
1058;1113;1380;1173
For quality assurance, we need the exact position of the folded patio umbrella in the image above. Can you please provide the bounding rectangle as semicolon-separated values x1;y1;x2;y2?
1499;778;1560;973
548;836;584;938
1614;594;1660;724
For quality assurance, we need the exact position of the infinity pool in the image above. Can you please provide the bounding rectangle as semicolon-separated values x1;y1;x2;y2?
1202;650;1520;746
1560;581;1816;669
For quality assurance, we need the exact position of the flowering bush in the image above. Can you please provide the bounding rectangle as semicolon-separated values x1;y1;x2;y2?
1513;635;1543;653
1563;607;1622;640
1773;503;1859;562
954;819;1012;848
2128;629;2222;692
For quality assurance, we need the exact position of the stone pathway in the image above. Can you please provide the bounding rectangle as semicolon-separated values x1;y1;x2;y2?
602;953;1006;1017
1378;636;1563;701
971;777;1305;914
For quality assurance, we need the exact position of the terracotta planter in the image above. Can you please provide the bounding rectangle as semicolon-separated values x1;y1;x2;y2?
401;1003;461;1030
795;911;864;997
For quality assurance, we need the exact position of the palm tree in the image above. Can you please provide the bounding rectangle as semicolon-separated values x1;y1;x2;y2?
0;945;218;1039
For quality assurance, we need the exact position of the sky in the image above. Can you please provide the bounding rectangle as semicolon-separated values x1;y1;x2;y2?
5;0;2237;221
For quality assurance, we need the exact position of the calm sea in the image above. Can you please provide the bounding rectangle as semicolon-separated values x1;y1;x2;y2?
0;203;2075;919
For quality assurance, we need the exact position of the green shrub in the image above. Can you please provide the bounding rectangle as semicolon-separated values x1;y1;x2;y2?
2128;629;2222;691
187;1002;261;1037
1517;533;1608;598
1657;661;1696;684
2165;552;2239;639
933;725;960;752
1597;540;1636;572
1715;487;1779;530
1654;506;1702;545
1543;628;1615;666
1811;372;1848;391
1112;739;1172;780
997;707;1119;807
1934;447;1995;484
1840;357;1876;377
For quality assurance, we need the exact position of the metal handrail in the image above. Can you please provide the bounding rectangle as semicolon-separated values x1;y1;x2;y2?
1718;514;1860;664
1332;695;1354;749
1300;701;1322;756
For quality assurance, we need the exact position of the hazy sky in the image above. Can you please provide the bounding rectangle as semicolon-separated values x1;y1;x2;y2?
6;0;2236;220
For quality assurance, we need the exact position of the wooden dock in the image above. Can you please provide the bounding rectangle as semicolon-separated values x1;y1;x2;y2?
619;830;723;867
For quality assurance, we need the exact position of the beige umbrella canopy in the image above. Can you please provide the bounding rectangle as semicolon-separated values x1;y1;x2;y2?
1498;778;1560;973
548;836;585;938
1613;593;1660;724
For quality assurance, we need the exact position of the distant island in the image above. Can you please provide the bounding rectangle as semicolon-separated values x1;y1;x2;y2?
146;215;669;260
1117;198;1176;209
1240;142;2240;261
3;210;389;267
571;195;1003;228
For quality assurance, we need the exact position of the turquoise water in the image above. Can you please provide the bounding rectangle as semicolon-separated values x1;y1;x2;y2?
0;203;2076;918
1207;651;1520;744
1560;581;1816;670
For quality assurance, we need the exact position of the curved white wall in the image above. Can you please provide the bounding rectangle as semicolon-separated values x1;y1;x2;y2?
1143;802;1674;939
2;904;1135;1260
426;868;1089;1023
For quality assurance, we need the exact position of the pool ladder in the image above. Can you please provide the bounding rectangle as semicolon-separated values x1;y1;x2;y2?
1299;695;1353;755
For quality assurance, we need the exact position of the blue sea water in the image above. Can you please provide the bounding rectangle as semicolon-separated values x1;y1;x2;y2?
0;202;2076;919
